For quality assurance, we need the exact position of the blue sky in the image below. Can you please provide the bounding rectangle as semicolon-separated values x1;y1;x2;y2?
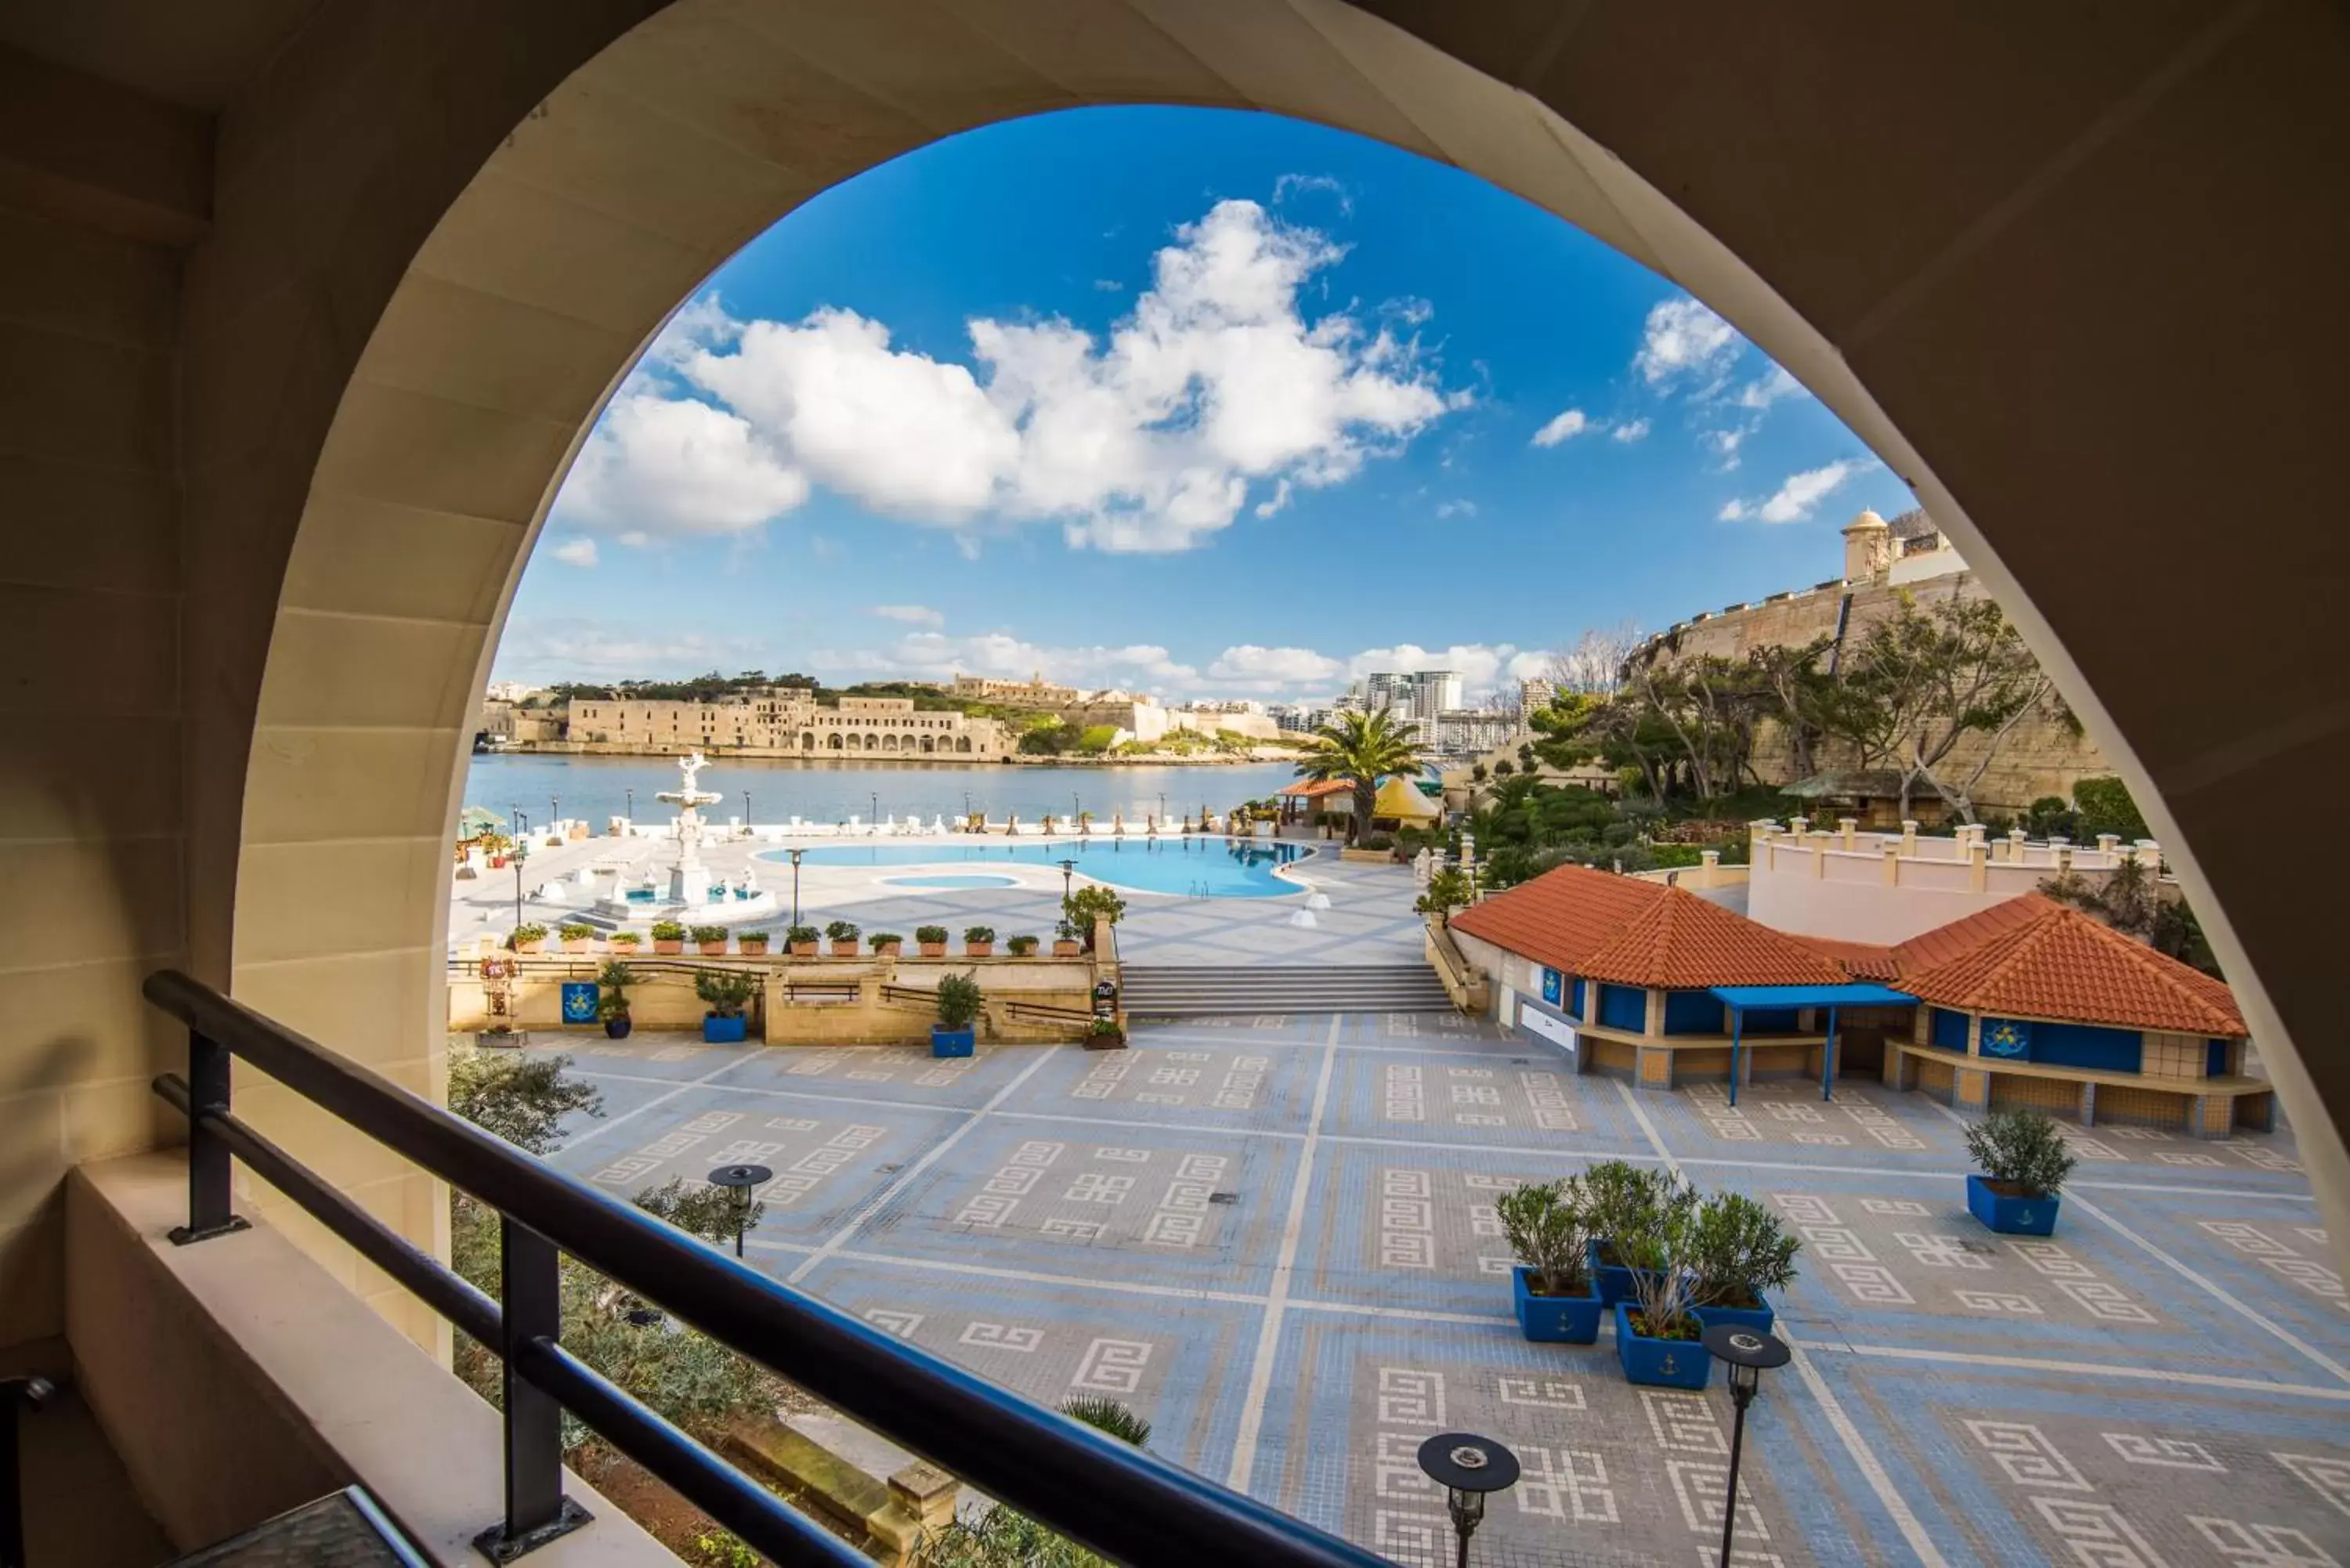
495;106;1917;701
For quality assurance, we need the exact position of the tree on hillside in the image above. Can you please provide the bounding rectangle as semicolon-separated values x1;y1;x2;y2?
1744;635;1836;782
1815;592;2065;822
1293;709;1425;844
1547;621;1646;696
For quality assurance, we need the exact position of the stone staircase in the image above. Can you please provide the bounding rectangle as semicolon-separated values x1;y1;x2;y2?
1116;963;1457;1017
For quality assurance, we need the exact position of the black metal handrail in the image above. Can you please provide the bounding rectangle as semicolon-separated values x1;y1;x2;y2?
142;970;1386;1568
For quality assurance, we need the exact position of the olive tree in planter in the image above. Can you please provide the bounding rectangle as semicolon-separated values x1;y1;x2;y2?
1007;934;1040;959
650;919;687;956
932;972;982;1058
695;969;756;1044
785;924;819;957
692;924;729;956
1061;887;1126;951
1497;1176;1600;1343
596;960;638;1039
1965;1108;2077;1235
558;922;596;953
1582;1159;1668;1306
1689;1191;1802;1335
1614;1178;1710;1389
824;919;861;958
964;925;996;958
868;931;903;958
916;925;950;958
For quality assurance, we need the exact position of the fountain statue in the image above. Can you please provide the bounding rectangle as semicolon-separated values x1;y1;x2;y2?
656;750;723;906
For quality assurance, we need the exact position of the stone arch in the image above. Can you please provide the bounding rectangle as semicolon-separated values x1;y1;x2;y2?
881;733;899;752
862;732;878;752
198;2;2350;1310
920;735;935;754
956;737;973;755
827;733;844;752
800;732;814;750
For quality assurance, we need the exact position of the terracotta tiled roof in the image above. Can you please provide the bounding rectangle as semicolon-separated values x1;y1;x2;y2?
1452;862;1848;988
1892;894;2246;1036
1790;934;1903;982
1278;779;1352;798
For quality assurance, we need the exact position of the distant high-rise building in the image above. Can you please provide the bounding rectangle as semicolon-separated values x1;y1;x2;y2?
1517;676;1556;715
1412;670;1462;719
1364;671;1404;710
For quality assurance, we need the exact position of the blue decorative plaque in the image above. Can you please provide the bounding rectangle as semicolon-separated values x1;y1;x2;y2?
561;982;599;1025
1982;1018;2031;1059
1541;968;1562;1006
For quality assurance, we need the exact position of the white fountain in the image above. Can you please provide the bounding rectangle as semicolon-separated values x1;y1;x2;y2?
594;750;776;923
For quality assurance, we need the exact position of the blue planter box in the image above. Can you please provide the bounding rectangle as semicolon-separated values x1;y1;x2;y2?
1587;1239;1635;1307
1969;1172;2059;1235
1614;1302;1712;1389
1694;1292;1776;1336
1512;1268;1603;1344
931;1025;975;1059
701;1014;747;1044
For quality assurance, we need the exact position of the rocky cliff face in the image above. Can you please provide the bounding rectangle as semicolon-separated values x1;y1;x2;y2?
1639;569;2109;811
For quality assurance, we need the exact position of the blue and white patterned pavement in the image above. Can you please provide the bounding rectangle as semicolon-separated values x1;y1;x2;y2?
530;1017;2350;1567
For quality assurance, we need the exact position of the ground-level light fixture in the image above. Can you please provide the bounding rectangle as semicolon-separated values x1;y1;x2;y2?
1416;1431;1519;1568
624;787;634;823
706;1163;772;1259
786;847;805;925
1703;1322;1790;1568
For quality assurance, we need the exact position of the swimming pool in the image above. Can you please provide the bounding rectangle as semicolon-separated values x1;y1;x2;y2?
758;837;1314;899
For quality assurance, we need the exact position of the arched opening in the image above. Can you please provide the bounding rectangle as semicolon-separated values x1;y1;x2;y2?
955;736;972;756
920;735;935;754
183;0;2346;1365
880;733;899;753
800;732;814;750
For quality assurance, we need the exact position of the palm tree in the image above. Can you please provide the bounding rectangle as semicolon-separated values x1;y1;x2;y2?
1294;709;1426;845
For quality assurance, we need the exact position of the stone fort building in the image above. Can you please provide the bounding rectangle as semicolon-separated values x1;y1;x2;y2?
562;690;1010;761
1629;509;2109;815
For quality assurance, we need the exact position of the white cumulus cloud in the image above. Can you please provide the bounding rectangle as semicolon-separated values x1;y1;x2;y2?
548;537;598;568
571;199;1464;555
808;632;1198;690
1206;645;1346;691
1719;459;1875;524
866;605;944;627
1632;297;1742;393
1611;417;1651;443
1531;407;1590;446
1435;499;1477;519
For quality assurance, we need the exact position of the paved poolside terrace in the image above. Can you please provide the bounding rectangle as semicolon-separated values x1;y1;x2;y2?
454;831;1429;966
528;1013;2350;1568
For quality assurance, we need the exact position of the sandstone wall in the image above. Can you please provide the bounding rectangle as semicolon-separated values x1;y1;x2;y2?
1640;570;2109;811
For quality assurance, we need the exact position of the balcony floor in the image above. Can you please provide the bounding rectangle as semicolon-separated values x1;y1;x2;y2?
4;1343;172;1568
522;1016;2345;1567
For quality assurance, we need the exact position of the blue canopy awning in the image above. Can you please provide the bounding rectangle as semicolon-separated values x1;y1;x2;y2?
1708;983;1917;1010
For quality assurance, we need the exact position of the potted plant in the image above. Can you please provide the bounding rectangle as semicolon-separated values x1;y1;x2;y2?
608;930;641;953
1582;1159;1663;1306
508;923;548;955
692;923;729;956
825;919;861;958
1614;1179;1708;1389
964;925;996;957
931;972;982;1057
862;930;901;957
1051;920;1083;958
1965;1107;2077;1235
1498;1176;1602;1343
785;923;819;958
1007;934;1040;958
650;919;687;956
1084;1016;1126;1051
597;960;637;1039
737;930;771;956
916;925;950;958
695;969;756;1044
558;921;596;953
1689;1191;1802;1335
1061;887;1126;951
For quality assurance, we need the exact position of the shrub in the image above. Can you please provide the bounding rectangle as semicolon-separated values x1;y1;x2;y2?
1007;934;1039;956
508;923;548;948
736;930;771;948
1360;833;1395;851
964;926;996;944
825;919;860;941
1496;1176;1592;1296
1413;867;1473;923
2072;775;2150;844
649;919;688;942
1060;1396;1149;1447
596;960;638;1020
868;931;902;951
1688;1191;1802;1308
1966;1108;2077;1196
1054;919;1079;943
1061;886;1126;941
934;972;982;1031
689;924;728;945
694;970;755;1019
557;922;595;941
1617;1177;1703;1342
916;925;950;945
1583;1159;1668;1265
608;931;642;949
784;924;819;945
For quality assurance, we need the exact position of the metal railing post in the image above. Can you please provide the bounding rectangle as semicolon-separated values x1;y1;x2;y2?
168;1030;248;1245
477;1219;590;1561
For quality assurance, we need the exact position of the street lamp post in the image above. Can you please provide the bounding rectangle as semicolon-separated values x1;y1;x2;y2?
509;811;531;934
870;791;879;827
1416;1433;1520;1568
624;787;634;828
1059;858;1077;905
787;848;804;926
706;1164;772;1259
743;790;751;836
1702;1324;1790;1568
550;797;559;832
